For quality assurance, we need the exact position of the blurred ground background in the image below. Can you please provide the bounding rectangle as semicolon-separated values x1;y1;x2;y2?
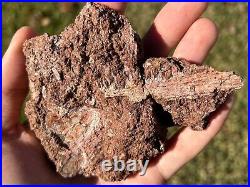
2;2;248;184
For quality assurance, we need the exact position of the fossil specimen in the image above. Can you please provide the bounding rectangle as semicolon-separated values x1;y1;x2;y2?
23;3;243;181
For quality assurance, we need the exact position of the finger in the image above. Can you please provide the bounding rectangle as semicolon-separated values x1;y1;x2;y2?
98;2;127;13
157;97;234;180
143;2;208;57
173;18;218;64
155;17;226;180
2;26;36;134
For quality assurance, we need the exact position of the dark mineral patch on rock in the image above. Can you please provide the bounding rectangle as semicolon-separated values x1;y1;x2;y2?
23;3;243;182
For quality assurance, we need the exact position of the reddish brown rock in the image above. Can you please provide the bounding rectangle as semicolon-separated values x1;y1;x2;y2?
23;3;243;182
24;3;166;181
144;57;243;130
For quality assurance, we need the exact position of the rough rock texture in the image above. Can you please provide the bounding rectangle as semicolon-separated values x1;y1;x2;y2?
144;57;243;130
23;3;165;181
23;3;243;181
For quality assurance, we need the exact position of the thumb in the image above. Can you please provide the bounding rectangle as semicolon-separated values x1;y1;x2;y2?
2;26;36;135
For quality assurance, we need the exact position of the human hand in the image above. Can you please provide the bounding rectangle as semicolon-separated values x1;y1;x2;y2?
2;2;233;184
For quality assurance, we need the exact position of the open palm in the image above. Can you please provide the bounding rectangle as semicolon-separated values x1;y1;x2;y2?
2;2;233;184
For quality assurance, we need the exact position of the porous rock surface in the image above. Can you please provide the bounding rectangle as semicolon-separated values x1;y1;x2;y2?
23;3;243;181
144;57;243;130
